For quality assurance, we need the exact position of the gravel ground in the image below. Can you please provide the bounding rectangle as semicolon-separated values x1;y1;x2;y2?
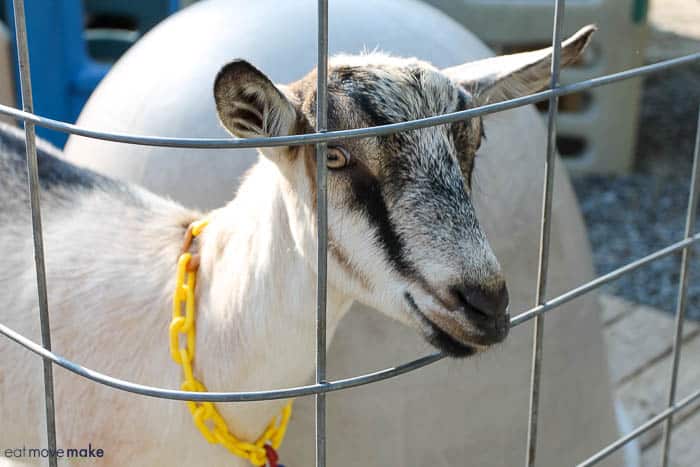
572;43;700;318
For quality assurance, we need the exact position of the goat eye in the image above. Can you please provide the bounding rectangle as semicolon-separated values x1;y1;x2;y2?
326;146;351;169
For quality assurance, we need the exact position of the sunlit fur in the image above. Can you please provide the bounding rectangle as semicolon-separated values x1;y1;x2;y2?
0;26;593;466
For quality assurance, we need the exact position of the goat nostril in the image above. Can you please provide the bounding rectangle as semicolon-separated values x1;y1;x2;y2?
450;282;509;319
450;285;471;309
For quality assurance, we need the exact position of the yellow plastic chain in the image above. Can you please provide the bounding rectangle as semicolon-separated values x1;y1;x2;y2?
170;219;293;466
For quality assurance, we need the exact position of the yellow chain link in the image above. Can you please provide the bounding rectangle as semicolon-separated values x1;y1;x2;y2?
170;219;293;466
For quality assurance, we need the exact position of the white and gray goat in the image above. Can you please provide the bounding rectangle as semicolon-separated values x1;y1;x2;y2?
0;26;594;467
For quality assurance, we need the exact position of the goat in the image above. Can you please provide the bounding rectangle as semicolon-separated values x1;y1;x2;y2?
0;25;594;467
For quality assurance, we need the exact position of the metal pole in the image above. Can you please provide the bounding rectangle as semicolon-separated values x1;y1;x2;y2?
526;1;565;465
659;107;700;467
11;1;57;466
315;0;329;466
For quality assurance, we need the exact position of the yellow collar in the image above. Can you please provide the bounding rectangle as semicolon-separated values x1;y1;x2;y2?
170;219;293;466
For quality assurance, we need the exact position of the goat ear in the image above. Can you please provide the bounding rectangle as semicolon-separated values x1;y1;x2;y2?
443;25;596;104
214;60;301;142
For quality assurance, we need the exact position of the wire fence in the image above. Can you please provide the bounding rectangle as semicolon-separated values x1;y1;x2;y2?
1;0;700;466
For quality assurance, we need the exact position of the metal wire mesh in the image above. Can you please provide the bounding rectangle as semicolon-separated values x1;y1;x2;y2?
526;2;566;464
2;0;700;466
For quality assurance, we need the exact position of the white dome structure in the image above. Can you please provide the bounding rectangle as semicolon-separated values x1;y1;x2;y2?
64;1;622;465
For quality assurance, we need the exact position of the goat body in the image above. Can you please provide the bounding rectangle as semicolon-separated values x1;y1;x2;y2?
0;26;594;465
0;124;342;466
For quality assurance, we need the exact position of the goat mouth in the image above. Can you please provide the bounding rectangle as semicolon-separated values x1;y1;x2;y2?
403;292;478;358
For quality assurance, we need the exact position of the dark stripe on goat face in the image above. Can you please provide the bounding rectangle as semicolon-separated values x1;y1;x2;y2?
333;67;401;131
297;143;374;291
450;88;482;186
350;88;393;128
345;160;417;279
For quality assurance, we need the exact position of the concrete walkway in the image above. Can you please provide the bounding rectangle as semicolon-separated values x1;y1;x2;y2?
600;294;700;467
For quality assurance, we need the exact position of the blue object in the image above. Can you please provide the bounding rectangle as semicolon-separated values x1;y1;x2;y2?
3;0;179;147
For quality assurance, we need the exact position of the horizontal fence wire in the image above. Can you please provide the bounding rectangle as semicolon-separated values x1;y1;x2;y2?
0;52;695;149
577;387;700;467
511;234;700;326
2;2;700;464
3;231;700;403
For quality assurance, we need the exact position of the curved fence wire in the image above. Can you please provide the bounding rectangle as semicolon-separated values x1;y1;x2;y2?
2;0;700;466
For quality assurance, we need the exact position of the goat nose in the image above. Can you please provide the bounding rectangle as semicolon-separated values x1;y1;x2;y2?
450;281;509;319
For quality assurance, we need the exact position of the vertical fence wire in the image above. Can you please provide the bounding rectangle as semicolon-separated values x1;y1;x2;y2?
5;2;700;466
577;387;700;467
315;0;329;466
525;1;566;465
11;1;58;466
659;106;700;467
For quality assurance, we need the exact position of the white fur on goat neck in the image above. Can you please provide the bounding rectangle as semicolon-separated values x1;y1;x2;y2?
194;157;354;442
0;153;351;467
